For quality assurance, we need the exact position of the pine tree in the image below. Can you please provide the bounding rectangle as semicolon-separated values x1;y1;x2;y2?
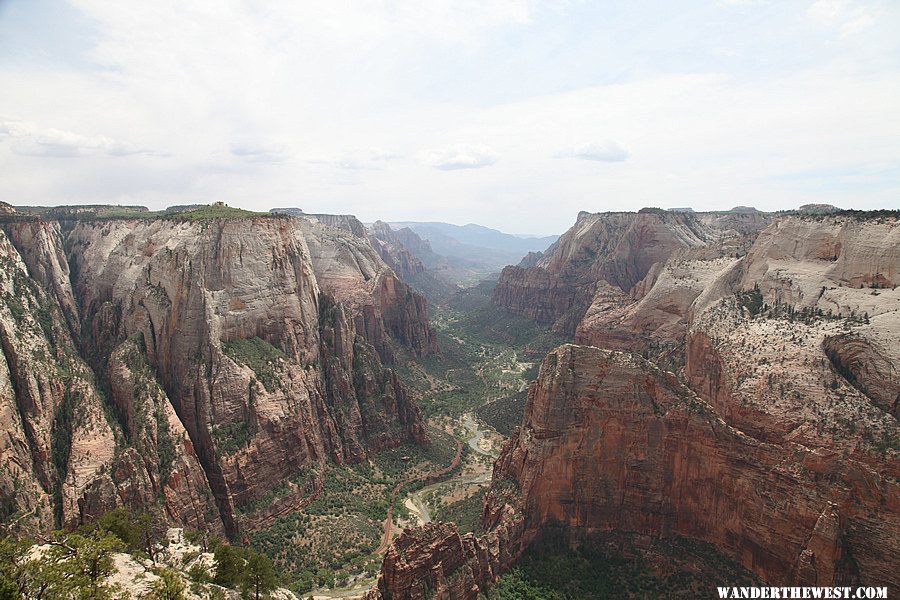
243;552;277;600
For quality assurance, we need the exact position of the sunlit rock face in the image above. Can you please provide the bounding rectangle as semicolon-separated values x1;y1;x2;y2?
493;209;771;337
0;214;433;537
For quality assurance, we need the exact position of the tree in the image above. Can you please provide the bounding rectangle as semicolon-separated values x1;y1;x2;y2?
95;507;167;562
43;530;125;600
0;538;30;598
148;567;186;600
213;544;245;588
242;552;276;600
0;576;19;600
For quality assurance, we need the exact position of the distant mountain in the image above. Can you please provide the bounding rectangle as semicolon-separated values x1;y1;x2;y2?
386;222;558;285
390;222;557;255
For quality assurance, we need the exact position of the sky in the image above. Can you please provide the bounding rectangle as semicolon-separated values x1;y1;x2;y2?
0;1;898;235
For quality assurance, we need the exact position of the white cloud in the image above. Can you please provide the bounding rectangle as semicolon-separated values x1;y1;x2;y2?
422;144;499;170
0;117;158;158
230;143;289;164
554;141;630;162
808;0;878;38
304;147;403;171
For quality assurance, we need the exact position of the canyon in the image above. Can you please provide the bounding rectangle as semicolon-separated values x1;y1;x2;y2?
0;203;897;599
373;210;899;598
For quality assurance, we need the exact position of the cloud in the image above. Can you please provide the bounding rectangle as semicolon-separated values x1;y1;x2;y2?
423;144;498;170
230;143;289;164
334;147;402;170
1;1;898;233
0;117;159;158
720;0;770;6
554;141;630;162
808;0;877;38
303;147;402;170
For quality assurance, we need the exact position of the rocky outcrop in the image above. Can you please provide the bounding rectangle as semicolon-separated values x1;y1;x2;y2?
301;213;368;238
367;221;457;303
682;214;900;453
492;209;770;335
0;212;434;538
516;251;543;268
372;502;526;600
368;222;427;281
300;218;437;358
824;334;899;418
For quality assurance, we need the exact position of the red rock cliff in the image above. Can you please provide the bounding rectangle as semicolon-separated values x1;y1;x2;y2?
0;213;434;538
373;344;898;598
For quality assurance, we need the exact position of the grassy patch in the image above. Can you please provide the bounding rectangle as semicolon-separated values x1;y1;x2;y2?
433;488;485;535
222;337;286;392
165;205;265;221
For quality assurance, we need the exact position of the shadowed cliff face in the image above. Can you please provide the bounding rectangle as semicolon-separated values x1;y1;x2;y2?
0;214;434;537
493;345;897;587
373;345;898;599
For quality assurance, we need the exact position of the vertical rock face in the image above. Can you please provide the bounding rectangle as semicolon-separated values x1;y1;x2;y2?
492;209;770;335
373;345;898;598
0;213;434;537
0;226;121;533
491;345;896;586
299;218;438;358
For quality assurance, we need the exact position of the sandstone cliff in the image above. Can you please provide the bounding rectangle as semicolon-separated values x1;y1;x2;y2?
374;212;899;598
368;222;427;281
493;209;771;335
0;212;435;538
374;345;898;598
367;221;458;303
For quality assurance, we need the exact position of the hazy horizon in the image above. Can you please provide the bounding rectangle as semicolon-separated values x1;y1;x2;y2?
1;0;898;234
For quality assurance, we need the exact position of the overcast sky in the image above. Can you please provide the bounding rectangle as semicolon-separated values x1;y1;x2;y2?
1;0;898;234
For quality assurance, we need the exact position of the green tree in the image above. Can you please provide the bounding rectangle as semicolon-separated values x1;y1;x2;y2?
242;551;276;600
0;576;19;600
213;544;245;588
148;567;186;600
95;507;167;562
0;537;30;598
43;530;125;600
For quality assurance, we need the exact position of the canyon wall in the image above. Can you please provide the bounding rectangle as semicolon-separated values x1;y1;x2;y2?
374;344;898;598
0;212;435;538
375;212;899;598
492;209;771;336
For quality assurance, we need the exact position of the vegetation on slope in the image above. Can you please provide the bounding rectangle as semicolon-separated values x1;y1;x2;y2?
476;391;528;436
488;534;758;600
248;427;461;593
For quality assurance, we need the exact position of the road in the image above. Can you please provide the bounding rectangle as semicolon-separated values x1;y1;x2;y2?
404;412;498;525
